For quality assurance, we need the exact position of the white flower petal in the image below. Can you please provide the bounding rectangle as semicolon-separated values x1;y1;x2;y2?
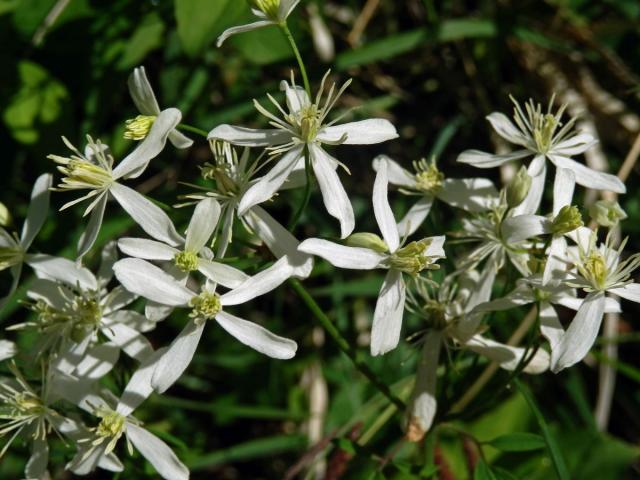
552;168;576;216
609;284;640;304
20;173;52;250
128;66;161;115
457;149;530;168
370;270;406;356
281;81;310;113
372;155;414;187
542;235;567;286
112;108;183;180
501;215;551;243
237;145;303;215
208;124;291;146
372;160;400;252
77;192;108;260
280;0;301;18
67;443;109;475
27;254;98;290
298;238;385;269
317;118;398;145
118;237;179;261
0;340;17;361
167;129;193;149
101;322;153;362
106;309;157;333
117;348;167;416
486;112;529;146
552;133;597;156
310;144;355;238
439;178;498;212
512;158;546;215
198;259;249;289
126;424;189;480
549;155;626;194
552;291;605;373
113;258;193;306
220;257;292;306
151;320;205;393
474;283;535;312
25;438;49;480
185;198;220;253
73;343;119;381
215;310;297;359
216;20;274;47
397;196;433;238
425;235;446;258
110;182;182;246
539;301;564;368
465;334;550;374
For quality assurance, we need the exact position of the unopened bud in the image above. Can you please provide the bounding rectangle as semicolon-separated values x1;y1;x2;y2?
0;203;11;227
506;166;532;208
589;200;627;228
346;232;388;253
551;205;583;235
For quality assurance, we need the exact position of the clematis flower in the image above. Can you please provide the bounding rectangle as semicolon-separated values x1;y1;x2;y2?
49;135;183;258
0;174;51;304
216;0;300;47
113;257;298;393
373;155;498;236
0;340;16;361
550;229;640;372
126;66;193;149
298;161;445;355
458;96;625;214
208;72;398;238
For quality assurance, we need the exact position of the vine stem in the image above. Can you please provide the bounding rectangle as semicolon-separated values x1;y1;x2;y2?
280;22;312;97
289;279;406;410
177;123;208;138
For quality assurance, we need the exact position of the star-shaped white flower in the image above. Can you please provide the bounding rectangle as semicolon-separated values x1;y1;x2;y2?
208;72;398;238
298;161;445;355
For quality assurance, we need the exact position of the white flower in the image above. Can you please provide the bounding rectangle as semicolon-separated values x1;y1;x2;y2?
208;72;398;238
0;340;17;361
0;174;51;305
550;229;640;371
179;140;313;277
113;257;298;393
298;161;445;355
49;136;182;258
373;155;498;237
216;0;300;47
126;66;193;149
458;96;626;215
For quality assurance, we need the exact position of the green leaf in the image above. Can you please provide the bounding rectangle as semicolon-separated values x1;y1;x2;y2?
116;12;165;70
486;432;545;452
229;25;293;65
474;460;497;480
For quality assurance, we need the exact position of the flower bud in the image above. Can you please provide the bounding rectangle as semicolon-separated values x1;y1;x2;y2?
346;232;388;253
589;200;627;228
0;203;11;227
551;205;583;235
506;166;532;208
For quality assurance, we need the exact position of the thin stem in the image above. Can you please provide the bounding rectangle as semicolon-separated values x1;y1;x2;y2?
288;147;312;230
289;278;406;410
177;123;208;138
280;22;311;97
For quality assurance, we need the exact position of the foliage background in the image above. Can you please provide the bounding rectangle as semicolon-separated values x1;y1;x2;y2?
1;0;640;478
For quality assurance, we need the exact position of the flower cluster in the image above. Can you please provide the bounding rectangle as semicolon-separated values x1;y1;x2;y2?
1;2;637;478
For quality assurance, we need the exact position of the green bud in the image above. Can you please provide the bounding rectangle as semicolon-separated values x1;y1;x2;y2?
0;203;11;227
589;200;627;228
506;166;532;208
345;232;388;253
551;205;583;235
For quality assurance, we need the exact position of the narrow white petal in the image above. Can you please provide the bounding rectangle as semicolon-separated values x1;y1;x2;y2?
167;129;193;149
126;424;189;480
486;112;529;146
310;144;354;238
128;66;161;115
151;320;205;393
542;235;567;285
298;238;384;269
27;254;98;290
198;259;249;289
113;258;192;306
117;237;179;261
474;283;535;312
539;301;564;368
552;133;597;156
566;225;593;252
112;108;183;180
372;155;414;187
73;343;119;380
101;322;153;362
216;20;274;47
98;241;119;286
220;257;292;306
372;160;400;252
67;443;109;475
215;310;297;359
425;235;446;258
106;310;156;332
0;340;17;361
20;173;52;249
397;197;433;238
110;182;182;246
370;270;406;356
609;284;640;303
117;348;167;416
552;291;605;372
185;197;220;253
207;124;290;146
317;119;398;145
552;168;576;216
237;145;303;215
25;438;49;480
439;178;498;212
457;149;530;168
466;334;550;374
77;193;107;259
280;0;301;18
501;215;551;243
281;81;310;113
549;155;626;194
512;158;546;215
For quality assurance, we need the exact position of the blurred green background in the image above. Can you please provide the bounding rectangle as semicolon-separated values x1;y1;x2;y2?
2;0;640;478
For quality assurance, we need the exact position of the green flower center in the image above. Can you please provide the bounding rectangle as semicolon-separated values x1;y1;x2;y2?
424;300;447;330
57;159;113;190
189;292;222;321
413;159;444;193
0;245;24;271
124;115;156;141
533;113;558;153
296;104;322;143
249;0;280;19
174;251;199;272
582;252;608;290
389;240;439;275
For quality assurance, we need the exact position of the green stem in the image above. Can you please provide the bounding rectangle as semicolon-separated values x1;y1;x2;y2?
288;147;312;230
289;279;405;410
177;123;208;138
280;22;311;97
